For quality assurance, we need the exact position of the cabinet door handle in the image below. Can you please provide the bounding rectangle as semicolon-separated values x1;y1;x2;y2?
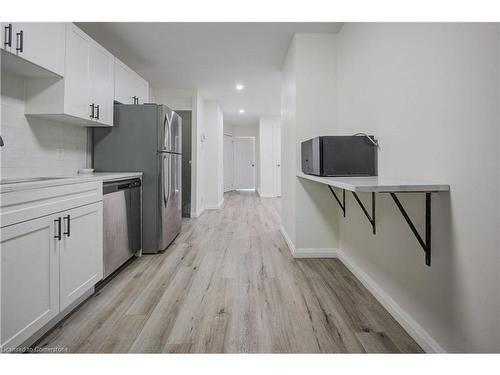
15;30;23;53
4;24;12;48
63;215;71;237
54;217;62;240
90;103;95;119
95;104;100;120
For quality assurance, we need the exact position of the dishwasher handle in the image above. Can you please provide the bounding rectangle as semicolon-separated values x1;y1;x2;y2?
103;178;142;195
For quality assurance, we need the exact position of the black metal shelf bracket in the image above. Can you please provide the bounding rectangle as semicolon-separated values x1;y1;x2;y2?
390;192;431;266
352;192;376;234
327;185;345;217
323;181;433;266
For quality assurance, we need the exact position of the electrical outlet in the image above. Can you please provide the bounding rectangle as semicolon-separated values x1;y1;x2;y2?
56;148;65;161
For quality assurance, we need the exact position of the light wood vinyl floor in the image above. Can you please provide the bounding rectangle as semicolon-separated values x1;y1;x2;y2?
38;191;423;353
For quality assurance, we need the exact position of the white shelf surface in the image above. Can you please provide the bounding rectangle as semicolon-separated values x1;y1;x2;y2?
297;172;450;193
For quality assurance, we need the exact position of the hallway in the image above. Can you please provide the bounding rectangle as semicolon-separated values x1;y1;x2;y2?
38;192;422;353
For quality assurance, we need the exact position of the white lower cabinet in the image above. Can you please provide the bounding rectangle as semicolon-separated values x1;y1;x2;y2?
0;213;59;351
59;203;103;310
0;198;103;351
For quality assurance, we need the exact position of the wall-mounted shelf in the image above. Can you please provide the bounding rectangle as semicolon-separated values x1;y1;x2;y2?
297;172;450;266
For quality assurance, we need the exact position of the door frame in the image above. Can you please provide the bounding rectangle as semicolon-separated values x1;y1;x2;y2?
273;124;281;197
233;136;256;191
223;134;235;192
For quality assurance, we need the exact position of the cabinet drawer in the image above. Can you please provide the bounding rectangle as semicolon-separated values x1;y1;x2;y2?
0;181;102;228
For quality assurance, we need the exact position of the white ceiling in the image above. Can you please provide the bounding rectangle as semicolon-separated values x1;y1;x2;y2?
77;22;343;126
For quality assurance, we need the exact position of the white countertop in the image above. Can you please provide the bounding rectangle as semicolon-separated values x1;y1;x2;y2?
297;172;450;193
0;172;143;193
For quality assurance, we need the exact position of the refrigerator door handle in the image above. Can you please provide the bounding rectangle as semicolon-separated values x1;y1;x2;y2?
163;154;170;207
164;112;173;151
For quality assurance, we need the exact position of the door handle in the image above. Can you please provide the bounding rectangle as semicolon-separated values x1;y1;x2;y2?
54;217;62;240
163;155;170;207
15;29;23;53
90;103;95;119
95;104;100;120
63;215;71;237
4;24;12;48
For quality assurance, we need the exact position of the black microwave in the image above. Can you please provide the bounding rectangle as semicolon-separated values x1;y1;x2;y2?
301;135;377;177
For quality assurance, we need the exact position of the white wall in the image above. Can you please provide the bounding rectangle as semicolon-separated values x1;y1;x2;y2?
153;88;195;110
281;34;340;251
282;24;500;353
1;73;87;178
258;116;281;197
334;23;500;353
203;100;224;208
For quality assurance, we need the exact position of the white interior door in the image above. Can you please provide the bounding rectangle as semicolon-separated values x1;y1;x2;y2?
224;135;234;192
233;137;255;190
273;124;282;196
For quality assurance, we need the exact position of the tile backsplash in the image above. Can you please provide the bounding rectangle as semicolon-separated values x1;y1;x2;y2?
1;73;88;178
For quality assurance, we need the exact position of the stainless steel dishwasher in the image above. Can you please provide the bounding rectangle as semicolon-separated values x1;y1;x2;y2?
103;178;142;279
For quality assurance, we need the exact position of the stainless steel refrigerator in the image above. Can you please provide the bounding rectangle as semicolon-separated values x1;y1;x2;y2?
93;104;182;253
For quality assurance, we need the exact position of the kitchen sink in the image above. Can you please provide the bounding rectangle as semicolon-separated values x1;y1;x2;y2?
0;177;70;185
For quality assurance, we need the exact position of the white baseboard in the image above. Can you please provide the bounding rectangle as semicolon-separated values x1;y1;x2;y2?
257;188;278;198
204;198;224;210
191;208;204;218
279;225;296;253
293;248;340;258
278;225;445;353
279;225;339;258
336;251;445;353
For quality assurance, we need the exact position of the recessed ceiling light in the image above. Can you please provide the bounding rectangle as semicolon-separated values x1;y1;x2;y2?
239;109;245;114
235;84;245;91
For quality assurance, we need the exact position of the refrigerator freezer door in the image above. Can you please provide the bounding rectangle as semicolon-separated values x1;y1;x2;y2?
160;106;182;154
158;153;182;251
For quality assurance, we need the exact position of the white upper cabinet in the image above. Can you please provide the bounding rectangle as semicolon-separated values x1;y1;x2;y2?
1;22;65;77
114;58;149;104
25;24;114;127
64;25;91;120
22;23;150;127
89;44;114;126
